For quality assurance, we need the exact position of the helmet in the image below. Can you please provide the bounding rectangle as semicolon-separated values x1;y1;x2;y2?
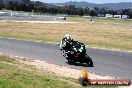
63;34;73;43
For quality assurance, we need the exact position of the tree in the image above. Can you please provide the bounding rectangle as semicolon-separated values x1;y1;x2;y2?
0;2;3;9
84;7;90;15
78;8;84;16
122;9;132;18
93;7;99;14
89;8;96;16
7;1;18;10
109;10;117;15
17;3;27;11
34;1;45;12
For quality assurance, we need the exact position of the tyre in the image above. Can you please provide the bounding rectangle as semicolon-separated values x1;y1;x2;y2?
67;60;75;64
85;54;93;67
88;61;93;67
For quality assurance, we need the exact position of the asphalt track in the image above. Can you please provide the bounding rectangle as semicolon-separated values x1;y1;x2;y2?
0;15;65;21
0;38;132;80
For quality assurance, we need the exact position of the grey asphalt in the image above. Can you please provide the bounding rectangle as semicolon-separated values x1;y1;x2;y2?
0;38;132;80
0;15;65;21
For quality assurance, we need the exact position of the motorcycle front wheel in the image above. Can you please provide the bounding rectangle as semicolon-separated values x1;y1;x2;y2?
84;54;93;67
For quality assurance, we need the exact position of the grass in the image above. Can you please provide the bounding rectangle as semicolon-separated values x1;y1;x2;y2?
0;55;117;88
0;18;132;51
0;55;79;88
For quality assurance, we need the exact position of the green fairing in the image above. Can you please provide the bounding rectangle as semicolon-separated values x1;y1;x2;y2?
79;46;84;52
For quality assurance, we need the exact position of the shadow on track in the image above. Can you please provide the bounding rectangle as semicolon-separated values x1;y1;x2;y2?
66;62;94;67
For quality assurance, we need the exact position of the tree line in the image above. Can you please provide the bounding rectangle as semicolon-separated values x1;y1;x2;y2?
0;1;132;18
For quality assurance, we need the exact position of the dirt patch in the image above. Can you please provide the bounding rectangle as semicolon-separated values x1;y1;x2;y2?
20;59;114;80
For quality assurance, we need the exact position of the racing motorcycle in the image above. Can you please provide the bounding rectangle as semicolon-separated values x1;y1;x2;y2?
58;42;93;67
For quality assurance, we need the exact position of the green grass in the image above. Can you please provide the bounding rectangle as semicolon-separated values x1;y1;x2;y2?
0;55;117;88
68;16;132;26
0;55;79;88
94;17;132;27
0;55;16;63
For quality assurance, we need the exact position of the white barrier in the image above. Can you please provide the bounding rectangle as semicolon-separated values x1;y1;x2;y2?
0;12;11;16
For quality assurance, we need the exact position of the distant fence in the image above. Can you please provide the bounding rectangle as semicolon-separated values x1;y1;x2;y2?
105;14;129;19
0;12;30;17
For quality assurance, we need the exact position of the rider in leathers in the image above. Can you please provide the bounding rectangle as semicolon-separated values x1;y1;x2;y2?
59;34;85;60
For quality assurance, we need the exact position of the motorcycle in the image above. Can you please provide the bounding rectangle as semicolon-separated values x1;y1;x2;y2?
58;42;93;67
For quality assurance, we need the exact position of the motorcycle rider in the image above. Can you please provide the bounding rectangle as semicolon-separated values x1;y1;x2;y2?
59;34;85;58
59;34;73;51
59;34;93;66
